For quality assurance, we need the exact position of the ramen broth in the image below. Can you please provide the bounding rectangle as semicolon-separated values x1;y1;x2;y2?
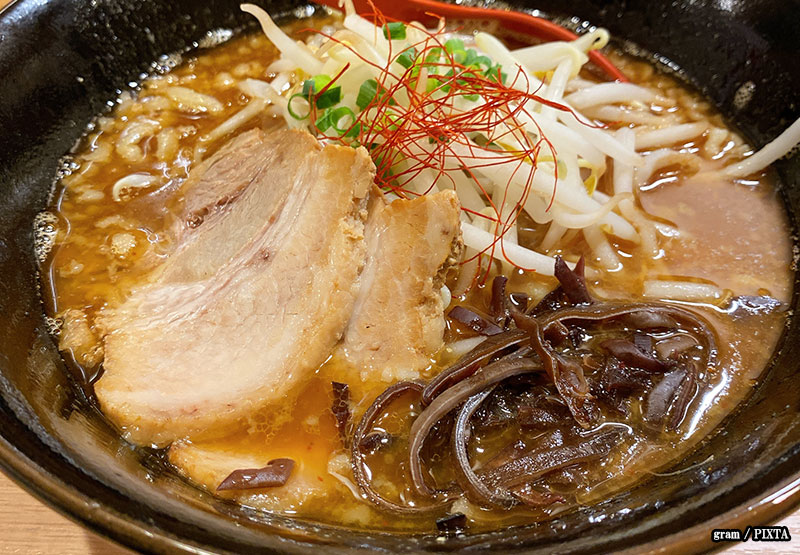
40;14;792;532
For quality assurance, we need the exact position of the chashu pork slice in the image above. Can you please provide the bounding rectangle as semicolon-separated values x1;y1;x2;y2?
95;129;374;446
162;128;307;283
177;128;268;230
339;190;463;382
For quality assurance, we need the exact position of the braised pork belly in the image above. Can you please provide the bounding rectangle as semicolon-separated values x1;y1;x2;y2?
94;129;464;446
96;129;373;445
341;190;463;382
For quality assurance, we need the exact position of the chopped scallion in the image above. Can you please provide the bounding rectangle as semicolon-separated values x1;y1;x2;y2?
382;22;407;40
287;93;311;120
356;79;379;111
473;55;493;69
425;47;443;64
316;106;357;136
302;74;331;97
444;38;464;53
315;86;341;109
396;47;417;69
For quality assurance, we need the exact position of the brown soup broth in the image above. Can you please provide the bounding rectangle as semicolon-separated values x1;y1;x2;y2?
40;15;792;533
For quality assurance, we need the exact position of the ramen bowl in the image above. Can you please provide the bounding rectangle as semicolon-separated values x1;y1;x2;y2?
1;0;799;552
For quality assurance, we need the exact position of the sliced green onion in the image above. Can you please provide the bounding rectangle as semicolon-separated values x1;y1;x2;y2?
287;93;311;120
330;106;357;134
472;55;493;69
486;64;508;84
316;106;357;136
461;49;479;66
396;47;417;69
444;38;464;54
301;74;341;109
382;22;407;40
452;49;468;65
302;74;332;97
383;112;401;131
440;69;455;93
356;79;379;111
316;86;342;109
425;47;443;64
426;75;443;93
315;109;333;132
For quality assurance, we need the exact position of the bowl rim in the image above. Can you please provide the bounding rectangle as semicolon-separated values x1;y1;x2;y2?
2;0;800;552
3;424;800;554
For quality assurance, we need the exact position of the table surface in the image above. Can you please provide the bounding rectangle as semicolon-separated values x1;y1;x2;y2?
0;0;798;553
1;470;799;554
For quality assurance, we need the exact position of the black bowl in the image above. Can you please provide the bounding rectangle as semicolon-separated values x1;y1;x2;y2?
1;0;799;552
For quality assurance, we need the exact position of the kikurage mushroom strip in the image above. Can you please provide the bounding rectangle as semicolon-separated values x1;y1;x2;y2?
348;257;720;515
